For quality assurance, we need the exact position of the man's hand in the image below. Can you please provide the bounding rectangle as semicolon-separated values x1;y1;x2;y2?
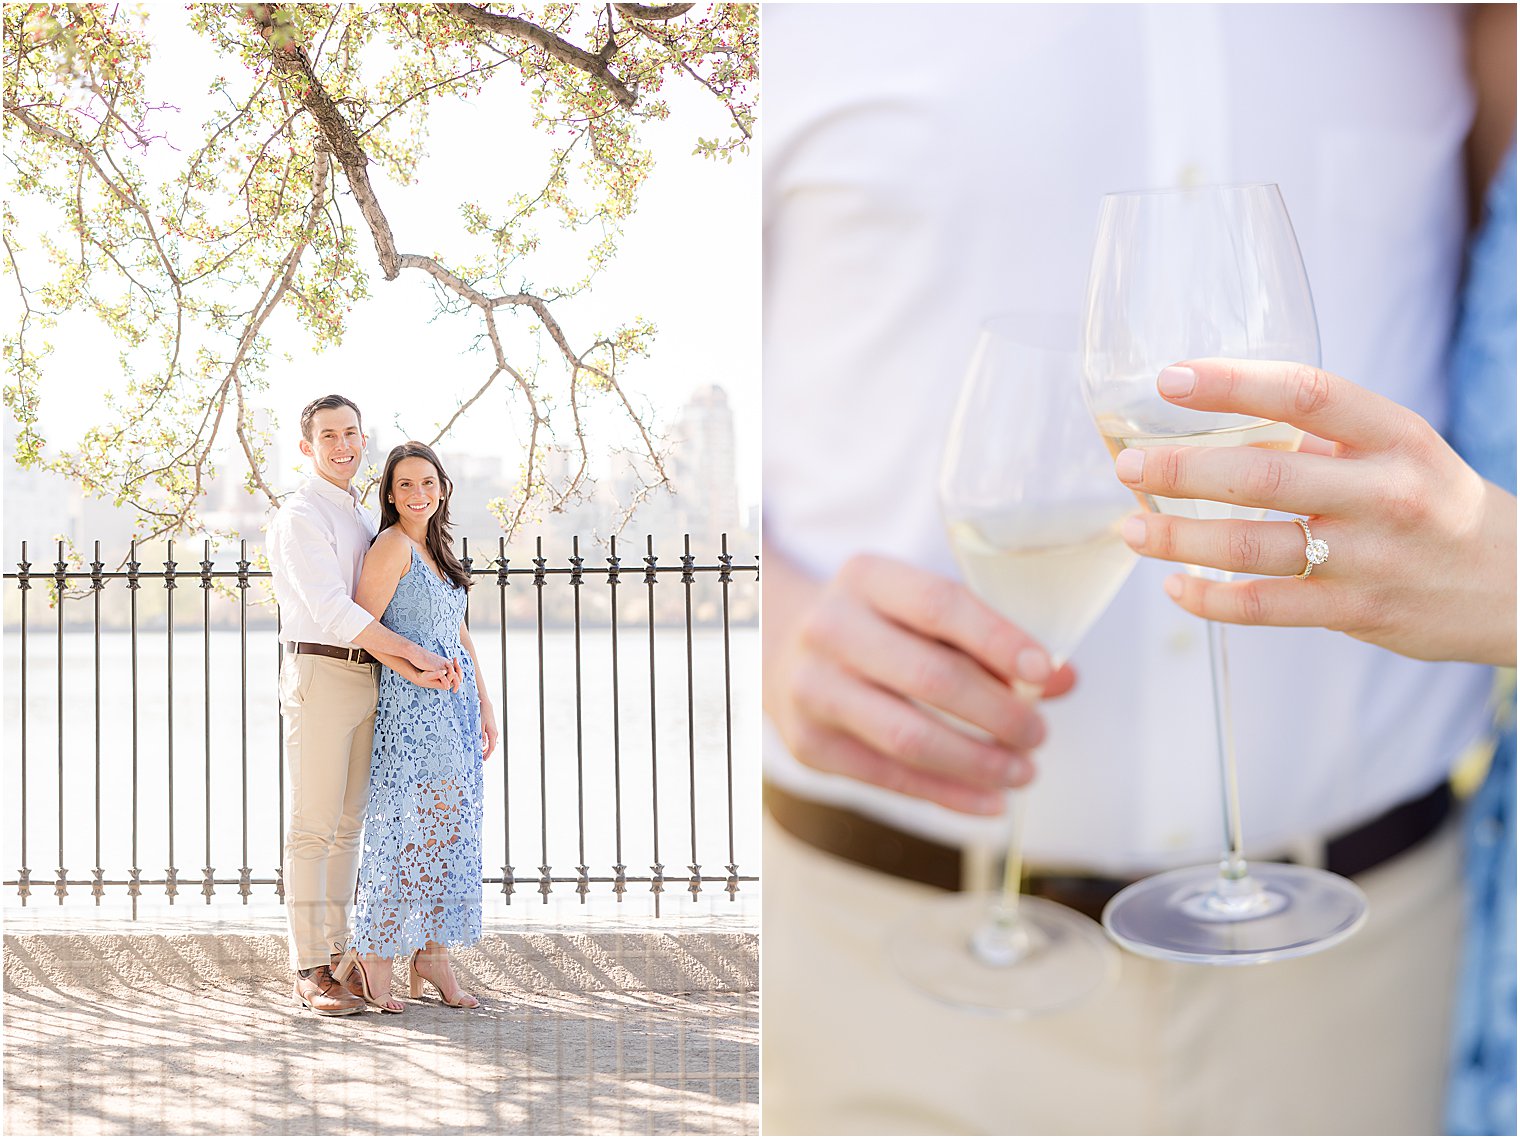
412;668;456;691
386;660;454;690
764;547;1076;816
404;644;464;691
354;619;466;690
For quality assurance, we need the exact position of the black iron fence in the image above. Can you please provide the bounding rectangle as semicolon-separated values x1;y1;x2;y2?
3;534;760;917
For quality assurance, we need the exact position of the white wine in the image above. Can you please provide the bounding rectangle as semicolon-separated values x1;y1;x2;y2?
947;504;1137;668
1096;415;1303;522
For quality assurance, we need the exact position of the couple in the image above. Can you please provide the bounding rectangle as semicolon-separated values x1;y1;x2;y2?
267;393;500;1016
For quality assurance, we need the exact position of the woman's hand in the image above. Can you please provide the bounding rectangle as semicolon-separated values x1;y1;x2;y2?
763;544;1076;816
457;620;498;759
393;659;456;690
480;701;499;762
1114;358;1517;666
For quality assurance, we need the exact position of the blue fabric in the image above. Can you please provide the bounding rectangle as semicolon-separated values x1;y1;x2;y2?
1444;143;1517;1138
1450;146;1519;498
352;546;483;957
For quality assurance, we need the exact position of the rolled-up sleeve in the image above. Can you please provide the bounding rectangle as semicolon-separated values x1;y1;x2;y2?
270;505;375;644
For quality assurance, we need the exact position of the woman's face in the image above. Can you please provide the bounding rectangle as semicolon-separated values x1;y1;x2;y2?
389;455;443;526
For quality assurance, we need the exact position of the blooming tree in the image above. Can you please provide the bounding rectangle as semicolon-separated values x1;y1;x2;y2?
4;2;756;540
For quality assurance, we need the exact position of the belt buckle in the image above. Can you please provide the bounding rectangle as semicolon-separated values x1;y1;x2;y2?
344;646;362;664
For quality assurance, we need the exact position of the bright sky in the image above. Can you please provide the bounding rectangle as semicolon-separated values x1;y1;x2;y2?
10;4;760;506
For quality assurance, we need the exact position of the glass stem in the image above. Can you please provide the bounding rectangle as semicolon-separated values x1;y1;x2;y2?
1205;616;1248;880
993;677;1044;926
965;681;1043;967
994;787;1029;928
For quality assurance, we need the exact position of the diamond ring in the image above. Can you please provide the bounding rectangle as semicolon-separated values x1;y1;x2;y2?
1294;517;1329;578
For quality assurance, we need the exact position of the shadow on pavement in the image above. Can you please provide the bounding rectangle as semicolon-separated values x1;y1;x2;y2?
4;930;758;1135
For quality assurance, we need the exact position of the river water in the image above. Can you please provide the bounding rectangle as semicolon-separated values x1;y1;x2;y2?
4;626;760;919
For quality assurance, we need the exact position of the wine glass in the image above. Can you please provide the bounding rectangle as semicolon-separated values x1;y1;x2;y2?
885;312;1135;1015
1081;182;1368;964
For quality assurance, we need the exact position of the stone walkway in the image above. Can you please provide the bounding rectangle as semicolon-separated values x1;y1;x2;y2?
3;916;757;1136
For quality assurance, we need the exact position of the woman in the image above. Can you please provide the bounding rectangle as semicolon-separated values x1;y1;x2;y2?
334;441;500;1012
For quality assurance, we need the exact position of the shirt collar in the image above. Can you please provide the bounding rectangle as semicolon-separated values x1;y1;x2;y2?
304;475;363;512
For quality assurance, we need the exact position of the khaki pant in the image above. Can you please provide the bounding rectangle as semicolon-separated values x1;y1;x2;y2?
761;809;1464;1135
279;654;378;971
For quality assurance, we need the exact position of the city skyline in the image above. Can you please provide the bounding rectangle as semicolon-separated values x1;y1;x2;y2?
4;382;757;560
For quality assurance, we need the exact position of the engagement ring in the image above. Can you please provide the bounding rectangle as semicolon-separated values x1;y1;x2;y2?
1294;517;1329;578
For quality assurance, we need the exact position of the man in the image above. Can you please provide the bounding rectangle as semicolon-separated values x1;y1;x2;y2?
266;394;460;1016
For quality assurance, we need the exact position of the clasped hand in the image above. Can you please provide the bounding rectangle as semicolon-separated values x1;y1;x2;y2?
1115;358;1517;667
401;655;465;692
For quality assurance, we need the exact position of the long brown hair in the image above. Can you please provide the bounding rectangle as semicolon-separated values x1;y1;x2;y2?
377;441;472;591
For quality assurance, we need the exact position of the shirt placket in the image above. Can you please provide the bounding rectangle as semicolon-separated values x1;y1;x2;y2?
1142;7;1231;189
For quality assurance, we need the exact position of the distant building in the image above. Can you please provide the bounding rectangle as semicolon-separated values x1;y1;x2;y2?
4;408;94;553
436;450;508;548
668;385;740;542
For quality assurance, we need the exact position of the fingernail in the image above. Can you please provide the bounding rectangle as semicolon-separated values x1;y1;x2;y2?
1114;448;1144;483
1121;514;1147;547
1158;366;1196;398
1004;756;1035;789
1164;574;1184;600
1015;647;1050;684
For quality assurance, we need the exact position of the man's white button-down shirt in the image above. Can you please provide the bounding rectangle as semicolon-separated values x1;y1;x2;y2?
266;476;380;648
761;3;1493;873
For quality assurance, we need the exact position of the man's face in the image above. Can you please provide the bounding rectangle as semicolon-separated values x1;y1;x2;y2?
299;406;366;489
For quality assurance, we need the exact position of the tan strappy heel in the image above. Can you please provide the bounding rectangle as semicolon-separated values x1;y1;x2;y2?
408;948;479;1008
334;947;405;1014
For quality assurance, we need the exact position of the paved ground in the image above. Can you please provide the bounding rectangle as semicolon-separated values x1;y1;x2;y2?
3;913;757;1136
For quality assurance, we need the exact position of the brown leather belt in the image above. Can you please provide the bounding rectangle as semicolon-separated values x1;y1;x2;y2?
285;640;377;666
764;779;1454;922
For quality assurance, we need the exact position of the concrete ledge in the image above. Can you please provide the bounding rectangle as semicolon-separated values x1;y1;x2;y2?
4;931;758;996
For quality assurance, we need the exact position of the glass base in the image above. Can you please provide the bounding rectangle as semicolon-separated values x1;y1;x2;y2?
886;893;1119;1017
1102;861;1368;966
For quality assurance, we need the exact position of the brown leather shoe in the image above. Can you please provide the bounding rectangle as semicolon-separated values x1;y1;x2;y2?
330;953;365;1000
294;965;364;1016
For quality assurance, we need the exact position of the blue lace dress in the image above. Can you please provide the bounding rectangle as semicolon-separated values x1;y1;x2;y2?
351;546;483;957
1445;143;1516;1137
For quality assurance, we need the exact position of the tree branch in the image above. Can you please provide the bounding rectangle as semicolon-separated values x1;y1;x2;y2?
357;57;508;141
392;248;667;496
4;97;185;289
3;231;48;460
134;139;330;534
614;4;696;22
228;141;331;513
4;1;751;542
443;3;636;108
427;364;510;446
627;20;751;140
249;6;400;278
176;74;271;223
